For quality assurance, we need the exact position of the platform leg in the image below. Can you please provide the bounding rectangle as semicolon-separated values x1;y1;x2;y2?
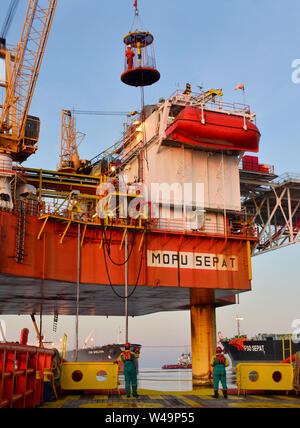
190;297;216;387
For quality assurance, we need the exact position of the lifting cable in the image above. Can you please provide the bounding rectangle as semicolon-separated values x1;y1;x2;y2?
73;110;131;117
102;223;137;266
1;0;20;39
103;229;146;300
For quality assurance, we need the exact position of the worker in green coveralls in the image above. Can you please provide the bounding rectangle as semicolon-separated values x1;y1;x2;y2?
120;343;139;398
210;346;229;399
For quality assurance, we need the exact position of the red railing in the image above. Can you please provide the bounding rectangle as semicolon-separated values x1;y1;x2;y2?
0;159;14;176
0;343;55;408
0;160;27;177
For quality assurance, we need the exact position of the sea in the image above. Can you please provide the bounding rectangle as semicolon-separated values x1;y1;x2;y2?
119;367;236;391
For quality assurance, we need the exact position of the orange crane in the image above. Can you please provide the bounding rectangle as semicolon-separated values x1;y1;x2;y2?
58;109;86;173
0;0;57;164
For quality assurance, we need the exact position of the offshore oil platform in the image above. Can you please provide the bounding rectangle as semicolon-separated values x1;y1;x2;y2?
1;0;300;408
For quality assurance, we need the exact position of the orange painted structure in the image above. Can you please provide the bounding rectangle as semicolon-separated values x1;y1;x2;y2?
0;187;255;315
0;85;261;388
0;343;56;408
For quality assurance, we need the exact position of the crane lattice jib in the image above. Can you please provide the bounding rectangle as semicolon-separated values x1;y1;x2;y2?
60;110;86;171
0;0;57;152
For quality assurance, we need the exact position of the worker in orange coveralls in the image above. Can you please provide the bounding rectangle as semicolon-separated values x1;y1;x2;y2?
210;346;229;399
125;44;135;70
120;342;139;398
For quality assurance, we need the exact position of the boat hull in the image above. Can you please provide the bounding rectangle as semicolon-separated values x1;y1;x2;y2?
65;343;141;374
221;339;300;364
162;364;192;369
165;106;260;152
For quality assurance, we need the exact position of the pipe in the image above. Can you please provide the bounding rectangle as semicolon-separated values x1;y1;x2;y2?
125;230;129;343
0;342;55;355
75;223;81;362
30;314;44;348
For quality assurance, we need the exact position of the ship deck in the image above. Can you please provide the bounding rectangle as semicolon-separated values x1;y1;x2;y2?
40;388;300;408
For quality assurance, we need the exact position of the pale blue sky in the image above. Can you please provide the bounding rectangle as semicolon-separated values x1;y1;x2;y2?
1;0;300;367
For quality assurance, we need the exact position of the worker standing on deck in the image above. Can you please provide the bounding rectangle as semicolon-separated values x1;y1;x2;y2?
125;45;135;70
120;343;139;398
210;346;229;399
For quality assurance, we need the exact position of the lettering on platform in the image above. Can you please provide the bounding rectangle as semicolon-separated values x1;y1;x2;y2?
147;251;238;271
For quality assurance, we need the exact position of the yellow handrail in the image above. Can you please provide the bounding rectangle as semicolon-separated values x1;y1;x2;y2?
282;334;292;363
62;334;67;360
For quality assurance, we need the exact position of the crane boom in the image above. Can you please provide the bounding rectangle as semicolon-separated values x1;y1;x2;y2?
59;109;86;173
0;0;57;163
83;328;96;348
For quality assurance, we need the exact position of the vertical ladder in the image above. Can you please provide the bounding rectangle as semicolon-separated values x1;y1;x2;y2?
15;200;26;263
282;334;292;363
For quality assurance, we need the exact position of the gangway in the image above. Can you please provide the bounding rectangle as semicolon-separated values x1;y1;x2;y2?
240;168;300;255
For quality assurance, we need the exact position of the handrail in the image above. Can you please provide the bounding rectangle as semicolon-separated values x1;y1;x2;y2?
149;218;258;239
170;88;252;115
282;335;292;364
276;173;300;184
0;343;56;408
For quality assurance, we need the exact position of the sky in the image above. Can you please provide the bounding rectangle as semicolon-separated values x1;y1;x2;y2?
1;0;300;368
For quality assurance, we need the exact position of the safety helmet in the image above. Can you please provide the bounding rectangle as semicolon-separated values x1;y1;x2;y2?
125;342;131;349
216;346;223;353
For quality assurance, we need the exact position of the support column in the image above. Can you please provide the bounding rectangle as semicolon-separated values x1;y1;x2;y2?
190;290;216;387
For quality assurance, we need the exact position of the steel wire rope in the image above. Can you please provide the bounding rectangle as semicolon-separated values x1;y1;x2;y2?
73;110;130;116
1;0;20;39
140;87;149;172
102;228;145;299
129;2;149;33
102;222;136;266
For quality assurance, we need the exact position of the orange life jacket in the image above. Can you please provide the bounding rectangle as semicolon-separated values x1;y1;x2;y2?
126;49;135;60
122;350;132;361
216;354;225;365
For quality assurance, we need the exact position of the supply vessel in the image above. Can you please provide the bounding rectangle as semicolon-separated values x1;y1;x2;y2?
221;334;300;364
65;343;141;373
162;353;192;370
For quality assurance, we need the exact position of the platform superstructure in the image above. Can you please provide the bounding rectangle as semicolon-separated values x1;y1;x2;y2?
1;2;300;408
0;87;261;387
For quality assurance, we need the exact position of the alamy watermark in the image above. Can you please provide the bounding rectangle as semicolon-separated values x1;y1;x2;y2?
96;175;205;221
292;319;300;344
291;59;300;83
